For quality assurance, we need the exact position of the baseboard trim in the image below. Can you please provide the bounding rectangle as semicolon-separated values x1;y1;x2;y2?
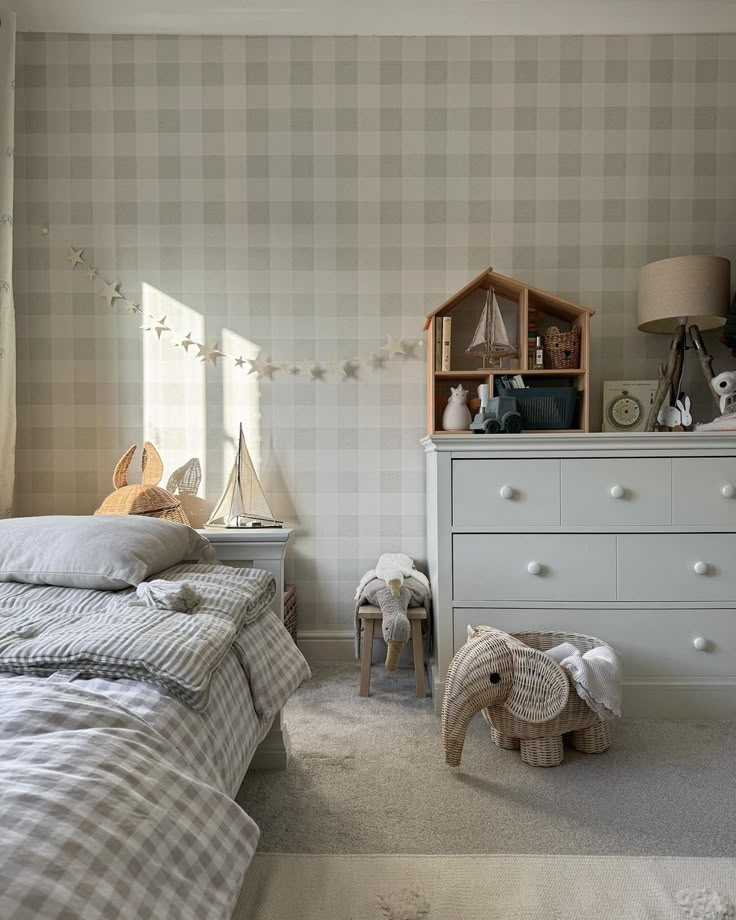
298;629;355;663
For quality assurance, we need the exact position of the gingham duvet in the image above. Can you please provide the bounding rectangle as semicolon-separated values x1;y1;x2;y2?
0;562;276;708
0;567;311;920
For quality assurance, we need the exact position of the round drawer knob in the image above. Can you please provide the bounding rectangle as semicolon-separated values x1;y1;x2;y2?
693;636;709;651
499;485;514;500
722;484;736;499
527;561;542;576
693;561;709;576
610;485;625;499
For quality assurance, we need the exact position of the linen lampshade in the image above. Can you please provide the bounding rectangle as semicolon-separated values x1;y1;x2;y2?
637;255;731;334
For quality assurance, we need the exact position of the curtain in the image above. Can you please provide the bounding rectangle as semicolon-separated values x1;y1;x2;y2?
0;10;15;517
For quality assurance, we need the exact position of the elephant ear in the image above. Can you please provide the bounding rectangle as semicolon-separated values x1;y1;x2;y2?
504;643;570;723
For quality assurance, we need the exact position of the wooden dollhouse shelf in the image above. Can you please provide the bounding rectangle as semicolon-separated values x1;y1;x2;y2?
424;268;595;436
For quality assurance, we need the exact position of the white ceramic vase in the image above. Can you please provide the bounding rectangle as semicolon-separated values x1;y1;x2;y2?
442;385;472;431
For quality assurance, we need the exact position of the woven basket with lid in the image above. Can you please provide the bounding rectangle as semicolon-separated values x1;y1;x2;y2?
543;325;581;369
95;442;190;526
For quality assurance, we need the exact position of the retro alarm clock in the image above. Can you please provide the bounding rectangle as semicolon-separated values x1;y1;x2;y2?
602;381;658;432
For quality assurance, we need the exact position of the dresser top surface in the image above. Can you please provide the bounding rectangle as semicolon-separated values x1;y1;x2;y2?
422;431;736;456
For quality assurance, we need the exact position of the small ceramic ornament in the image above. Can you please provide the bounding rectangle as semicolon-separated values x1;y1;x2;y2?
442;384;472;431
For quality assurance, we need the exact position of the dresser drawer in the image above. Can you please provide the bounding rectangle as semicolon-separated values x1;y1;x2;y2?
452;459;560;526
673;458;736;526
453;533;616;602
453;607;736;679
561;458;671;526
618;534;736;602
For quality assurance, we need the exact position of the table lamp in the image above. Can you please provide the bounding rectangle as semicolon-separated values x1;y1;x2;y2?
637;254;731;430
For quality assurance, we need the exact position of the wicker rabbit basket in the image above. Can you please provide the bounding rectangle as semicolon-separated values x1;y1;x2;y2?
543;326;581;369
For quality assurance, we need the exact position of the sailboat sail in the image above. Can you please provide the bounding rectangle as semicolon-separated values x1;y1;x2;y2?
466;287;517;362
206;425;282;528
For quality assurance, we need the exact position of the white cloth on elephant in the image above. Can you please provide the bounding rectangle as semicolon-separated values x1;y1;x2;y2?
546;642;622;721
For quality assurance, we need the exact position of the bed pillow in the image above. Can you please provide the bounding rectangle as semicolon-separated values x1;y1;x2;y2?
0;515;214;591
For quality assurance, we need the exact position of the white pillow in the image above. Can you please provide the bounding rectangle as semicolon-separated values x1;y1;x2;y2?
0;516;214;591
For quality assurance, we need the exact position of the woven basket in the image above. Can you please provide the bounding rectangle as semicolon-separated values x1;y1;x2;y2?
284;584;297;642
543;326;580;369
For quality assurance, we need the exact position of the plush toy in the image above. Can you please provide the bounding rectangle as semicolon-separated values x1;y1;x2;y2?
354;554;431;671
711;371;736;414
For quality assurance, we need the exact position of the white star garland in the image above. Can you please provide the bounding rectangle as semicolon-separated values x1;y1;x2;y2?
67;245;420;381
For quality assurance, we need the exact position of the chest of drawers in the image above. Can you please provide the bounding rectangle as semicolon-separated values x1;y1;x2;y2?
423;432;736;718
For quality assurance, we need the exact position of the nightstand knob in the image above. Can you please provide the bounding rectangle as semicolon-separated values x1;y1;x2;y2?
722;484;736;499
693;636;709;651
693;561;708;576
527;561;542;576
499;485;514;500
610;485;625;499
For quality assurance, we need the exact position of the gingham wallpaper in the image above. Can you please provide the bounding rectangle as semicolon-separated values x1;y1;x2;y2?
12;33;736;637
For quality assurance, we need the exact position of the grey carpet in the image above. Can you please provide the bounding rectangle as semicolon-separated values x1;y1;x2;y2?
236;664;736;856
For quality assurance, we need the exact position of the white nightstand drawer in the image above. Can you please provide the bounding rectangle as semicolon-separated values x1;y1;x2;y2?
618;533;736;602
561;458;671;526
673;458;736;526
452;459;560;526
453;533;616;602
453;607;736;679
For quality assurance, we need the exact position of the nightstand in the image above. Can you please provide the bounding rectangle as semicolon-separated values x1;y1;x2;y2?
199;527;293;769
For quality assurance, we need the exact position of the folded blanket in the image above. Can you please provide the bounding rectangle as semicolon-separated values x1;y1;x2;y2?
546;641;622;720
354;574;431;658
0;563;276;709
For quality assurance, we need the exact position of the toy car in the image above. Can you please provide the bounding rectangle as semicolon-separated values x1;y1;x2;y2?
470;395;523;434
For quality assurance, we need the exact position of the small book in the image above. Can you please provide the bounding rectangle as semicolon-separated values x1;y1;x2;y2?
435;319;443;370
441;317;452;372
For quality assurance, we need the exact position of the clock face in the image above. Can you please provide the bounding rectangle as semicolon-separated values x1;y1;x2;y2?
607;394;643;430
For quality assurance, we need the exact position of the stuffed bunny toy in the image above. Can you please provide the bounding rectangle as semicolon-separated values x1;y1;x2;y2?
96;442;190;525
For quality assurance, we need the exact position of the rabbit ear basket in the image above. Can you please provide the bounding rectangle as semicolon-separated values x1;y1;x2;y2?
96;441;190;526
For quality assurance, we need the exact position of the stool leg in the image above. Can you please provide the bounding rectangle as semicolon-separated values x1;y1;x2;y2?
359;618;375;697
411;620;425;698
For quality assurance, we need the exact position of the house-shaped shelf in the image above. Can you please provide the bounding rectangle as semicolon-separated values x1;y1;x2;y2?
424;267;595;435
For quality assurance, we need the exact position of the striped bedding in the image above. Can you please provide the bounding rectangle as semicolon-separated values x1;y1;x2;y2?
0;567;311;920
0;562;275;708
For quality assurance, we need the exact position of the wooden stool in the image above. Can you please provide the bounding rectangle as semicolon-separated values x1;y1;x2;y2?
358;605;427;698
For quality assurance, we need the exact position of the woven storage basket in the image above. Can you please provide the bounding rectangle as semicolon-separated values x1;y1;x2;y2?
485;630;613;767
543;325;580;369
284;584;297;642
497;382;578;430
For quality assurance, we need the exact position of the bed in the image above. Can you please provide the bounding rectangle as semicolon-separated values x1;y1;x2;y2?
0;516;310;920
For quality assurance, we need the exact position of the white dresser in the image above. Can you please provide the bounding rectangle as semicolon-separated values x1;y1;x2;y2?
423;433;736;718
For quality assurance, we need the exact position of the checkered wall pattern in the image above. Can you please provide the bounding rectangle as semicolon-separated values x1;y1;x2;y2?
13;33;736;634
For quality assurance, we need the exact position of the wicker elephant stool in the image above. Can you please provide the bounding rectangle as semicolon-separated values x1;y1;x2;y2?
442;627;616;768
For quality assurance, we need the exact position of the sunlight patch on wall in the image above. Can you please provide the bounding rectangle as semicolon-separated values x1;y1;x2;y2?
141;283;207;485
221;328;261;476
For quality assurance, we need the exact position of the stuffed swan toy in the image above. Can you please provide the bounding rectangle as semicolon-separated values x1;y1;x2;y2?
355;554;431;671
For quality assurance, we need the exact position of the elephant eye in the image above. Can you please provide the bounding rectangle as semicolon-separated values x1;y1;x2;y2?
489;672;501;684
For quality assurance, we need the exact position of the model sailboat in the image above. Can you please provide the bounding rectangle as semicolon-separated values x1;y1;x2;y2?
466;287;517;367
206;424;283;529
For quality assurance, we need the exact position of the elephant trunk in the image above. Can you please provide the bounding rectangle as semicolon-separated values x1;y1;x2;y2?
441;695;477;767
385;640;403;671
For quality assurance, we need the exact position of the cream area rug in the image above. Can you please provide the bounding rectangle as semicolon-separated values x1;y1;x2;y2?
233;853;736;920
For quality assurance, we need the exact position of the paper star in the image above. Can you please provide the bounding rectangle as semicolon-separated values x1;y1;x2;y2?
279;361;299;375
85;265;97;280
296;360;314;377
234;355;248;369
341;360;359;379
177;332;196;352
97;279;123;307
248;358;277;380
308;363;326;381
381;334;406;358
65;247;84;268
126;300;141;314
196;342;224;366
140;315;170;339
